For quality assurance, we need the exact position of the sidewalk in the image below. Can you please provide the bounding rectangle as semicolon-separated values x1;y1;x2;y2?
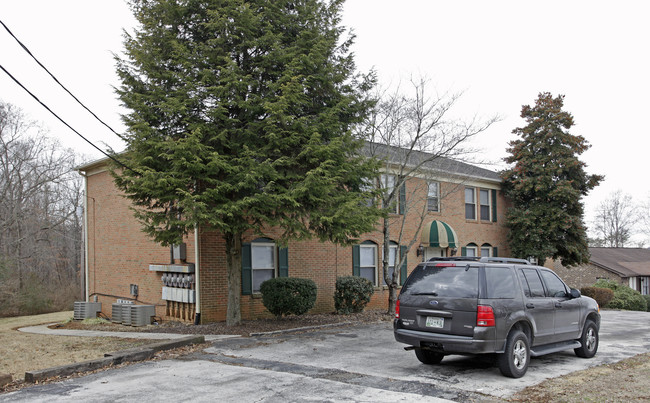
18;324;236;342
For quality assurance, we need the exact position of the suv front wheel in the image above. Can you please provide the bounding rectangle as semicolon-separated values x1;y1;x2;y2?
498;330;530;378
574;319;599;358
414;348;444;365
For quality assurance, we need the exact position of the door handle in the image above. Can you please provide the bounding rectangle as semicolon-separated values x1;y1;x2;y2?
526;303;535;309
555;303;562;308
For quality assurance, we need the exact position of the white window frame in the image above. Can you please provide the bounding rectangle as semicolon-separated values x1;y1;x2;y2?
359;243;378;286
428;182;440;212
465;187;476;220
480;245;492;257
465;245;478;257
479;189;491;221
251;241;276;293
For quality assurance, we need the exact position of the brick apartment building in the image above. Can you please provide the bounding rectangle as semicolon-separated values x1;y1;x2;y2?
78;144;510;323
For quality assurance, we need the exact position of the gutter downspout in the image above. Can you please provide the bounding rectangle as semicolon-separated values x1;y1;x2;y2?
194;225;201;325
80;171;90;302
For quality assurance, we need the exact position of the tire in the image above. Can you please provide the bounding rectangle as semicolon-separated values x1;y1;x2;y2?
498;330;530;378
414;348;444;365
574;320;599;358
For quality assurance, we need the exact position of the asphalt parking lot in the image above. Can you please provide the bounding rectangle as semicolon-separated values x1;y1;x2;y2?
2;310;649;402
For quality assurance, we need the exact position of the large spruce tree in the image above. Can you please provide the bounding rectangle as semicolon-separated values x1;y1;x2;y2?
113;0;381;325
502;93;602;267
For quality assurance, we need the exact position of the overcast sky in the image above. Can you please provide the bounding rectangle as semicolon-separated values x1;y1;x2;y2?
2;1;649;242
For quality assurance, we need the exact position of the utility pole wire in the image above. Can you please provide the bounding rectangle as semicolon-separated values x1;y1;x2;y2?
0;63;135;173
0;18;126;141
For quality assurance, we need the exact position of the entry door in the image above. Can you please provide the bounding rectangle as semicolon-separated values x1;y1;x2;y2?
424;247;446;262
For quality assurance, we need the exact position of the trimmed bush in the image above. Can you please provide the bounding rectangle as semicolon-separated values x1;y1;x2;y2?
259;277;317;318
580;287;614;307
593;278;620;291
643;295;650;312
334;276;374;314
593;279;646;311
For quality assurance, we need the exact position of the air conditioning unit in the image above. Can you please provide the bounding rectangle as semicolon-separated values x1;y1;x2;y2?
73;302;102;320
130;305;156;327
111;303;123;323
121;304;134;326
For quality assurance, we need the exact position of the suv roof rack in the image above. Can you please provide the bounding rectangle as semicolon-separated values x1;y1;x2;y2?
478;257;531;265
426;257;480;262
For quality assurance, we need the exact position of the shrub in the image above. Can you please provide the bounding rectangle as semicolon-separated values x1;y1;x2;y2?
580;287;614;307
260;277;317;318
334;276;374;314
643;295;650;312
594;278;620;291
593;279;646;311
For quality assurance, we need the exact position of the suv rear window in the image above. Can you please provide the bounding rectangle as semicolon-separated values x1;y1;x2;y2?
402;264;479;298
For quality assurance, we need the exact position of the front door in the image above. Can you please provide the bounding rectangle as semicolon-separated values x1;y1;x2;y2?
424;247;446;262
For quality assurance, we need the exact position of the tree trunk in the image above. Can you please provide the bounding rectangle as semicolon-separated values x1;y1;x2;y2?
383;216;398;315
225;232;242;326
388;285;398;315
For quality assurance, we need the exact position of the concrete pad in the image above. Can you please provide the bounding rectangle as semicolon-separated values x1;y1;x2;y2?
17;324;238;342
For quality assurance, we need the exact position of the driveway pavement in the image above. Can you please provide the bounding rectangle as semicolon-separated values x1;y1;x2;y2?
2;310;649;402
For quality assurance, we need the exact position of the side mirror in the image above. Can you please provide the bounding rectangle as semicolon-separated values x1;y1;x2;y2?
570;288;581;299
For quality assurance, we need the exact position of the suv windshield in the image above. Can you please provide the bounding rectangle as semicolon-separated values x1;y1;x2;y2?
402;264;479;298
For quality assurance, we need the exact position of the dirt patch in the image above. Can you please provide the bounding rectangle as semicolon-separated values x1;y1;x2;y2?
0;311;156;390
509;353;650;402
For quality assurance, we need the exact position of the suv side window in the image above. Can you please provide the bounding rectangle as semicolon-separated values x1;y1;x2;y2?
486;267;516;298
540;270;568;298
521;268;545;298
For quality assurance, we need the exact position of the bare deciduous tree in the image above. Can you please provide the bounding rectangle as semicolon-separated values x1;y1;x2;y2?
360;77;500;314
0;100;83;316
592;190;638;248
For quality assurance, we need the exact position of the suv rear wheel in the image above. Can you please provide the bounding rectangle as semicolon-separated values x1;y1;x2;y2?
498;330;529;378
414;348;444;365
574;319;599;358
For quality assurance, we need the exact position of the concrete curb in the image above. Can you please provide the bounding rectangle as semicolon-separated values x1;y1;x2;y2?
24;335;205;383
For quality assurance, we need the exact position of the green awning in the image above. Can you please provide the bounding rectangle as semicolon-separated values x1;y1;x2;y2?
421;220;458;248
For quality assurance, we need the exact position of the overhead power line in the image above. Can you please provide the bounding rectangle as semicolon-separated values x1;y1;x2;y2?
0;18;126;141
0;63;135;173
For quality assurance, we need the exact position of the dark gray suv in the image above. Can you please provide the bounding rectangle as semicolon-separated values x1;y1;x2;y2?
393;257;600;378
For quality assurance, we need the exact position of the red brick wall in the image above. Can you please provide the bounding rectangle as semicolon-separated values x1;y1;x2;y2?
84;168;510;323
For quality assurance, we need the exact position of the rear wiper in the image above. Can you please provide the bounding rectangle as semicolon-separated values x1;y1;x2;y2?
412;292;438;296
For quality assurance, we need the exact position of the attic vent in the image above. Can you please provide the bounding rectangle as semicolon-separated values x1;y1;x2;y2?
130;305;156;327
73;302;102;320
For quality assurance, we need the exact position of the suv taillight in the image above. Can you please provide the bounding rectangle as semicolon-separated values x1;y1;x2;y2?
395;299;400;319
477;305;495;327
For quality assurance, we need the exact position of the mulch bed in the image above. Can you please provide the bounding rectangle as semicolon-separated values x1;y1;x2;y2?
57;310;394;337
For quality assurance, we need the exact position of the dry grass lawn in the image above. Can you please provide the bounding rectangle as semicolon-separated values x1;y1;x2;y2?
0;311;150;384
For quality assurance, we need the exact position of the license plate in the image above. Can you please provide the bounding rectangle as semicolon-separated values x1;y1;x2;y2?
426;316;444;328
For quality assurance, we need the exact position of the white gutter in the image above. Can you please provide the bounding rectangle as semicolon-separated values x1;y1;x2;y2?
194;225;201;324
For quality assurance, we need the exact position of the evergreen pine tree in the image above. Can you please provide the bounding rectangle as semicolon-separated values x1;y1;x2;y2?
502;92;602;266
113;0;381;325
